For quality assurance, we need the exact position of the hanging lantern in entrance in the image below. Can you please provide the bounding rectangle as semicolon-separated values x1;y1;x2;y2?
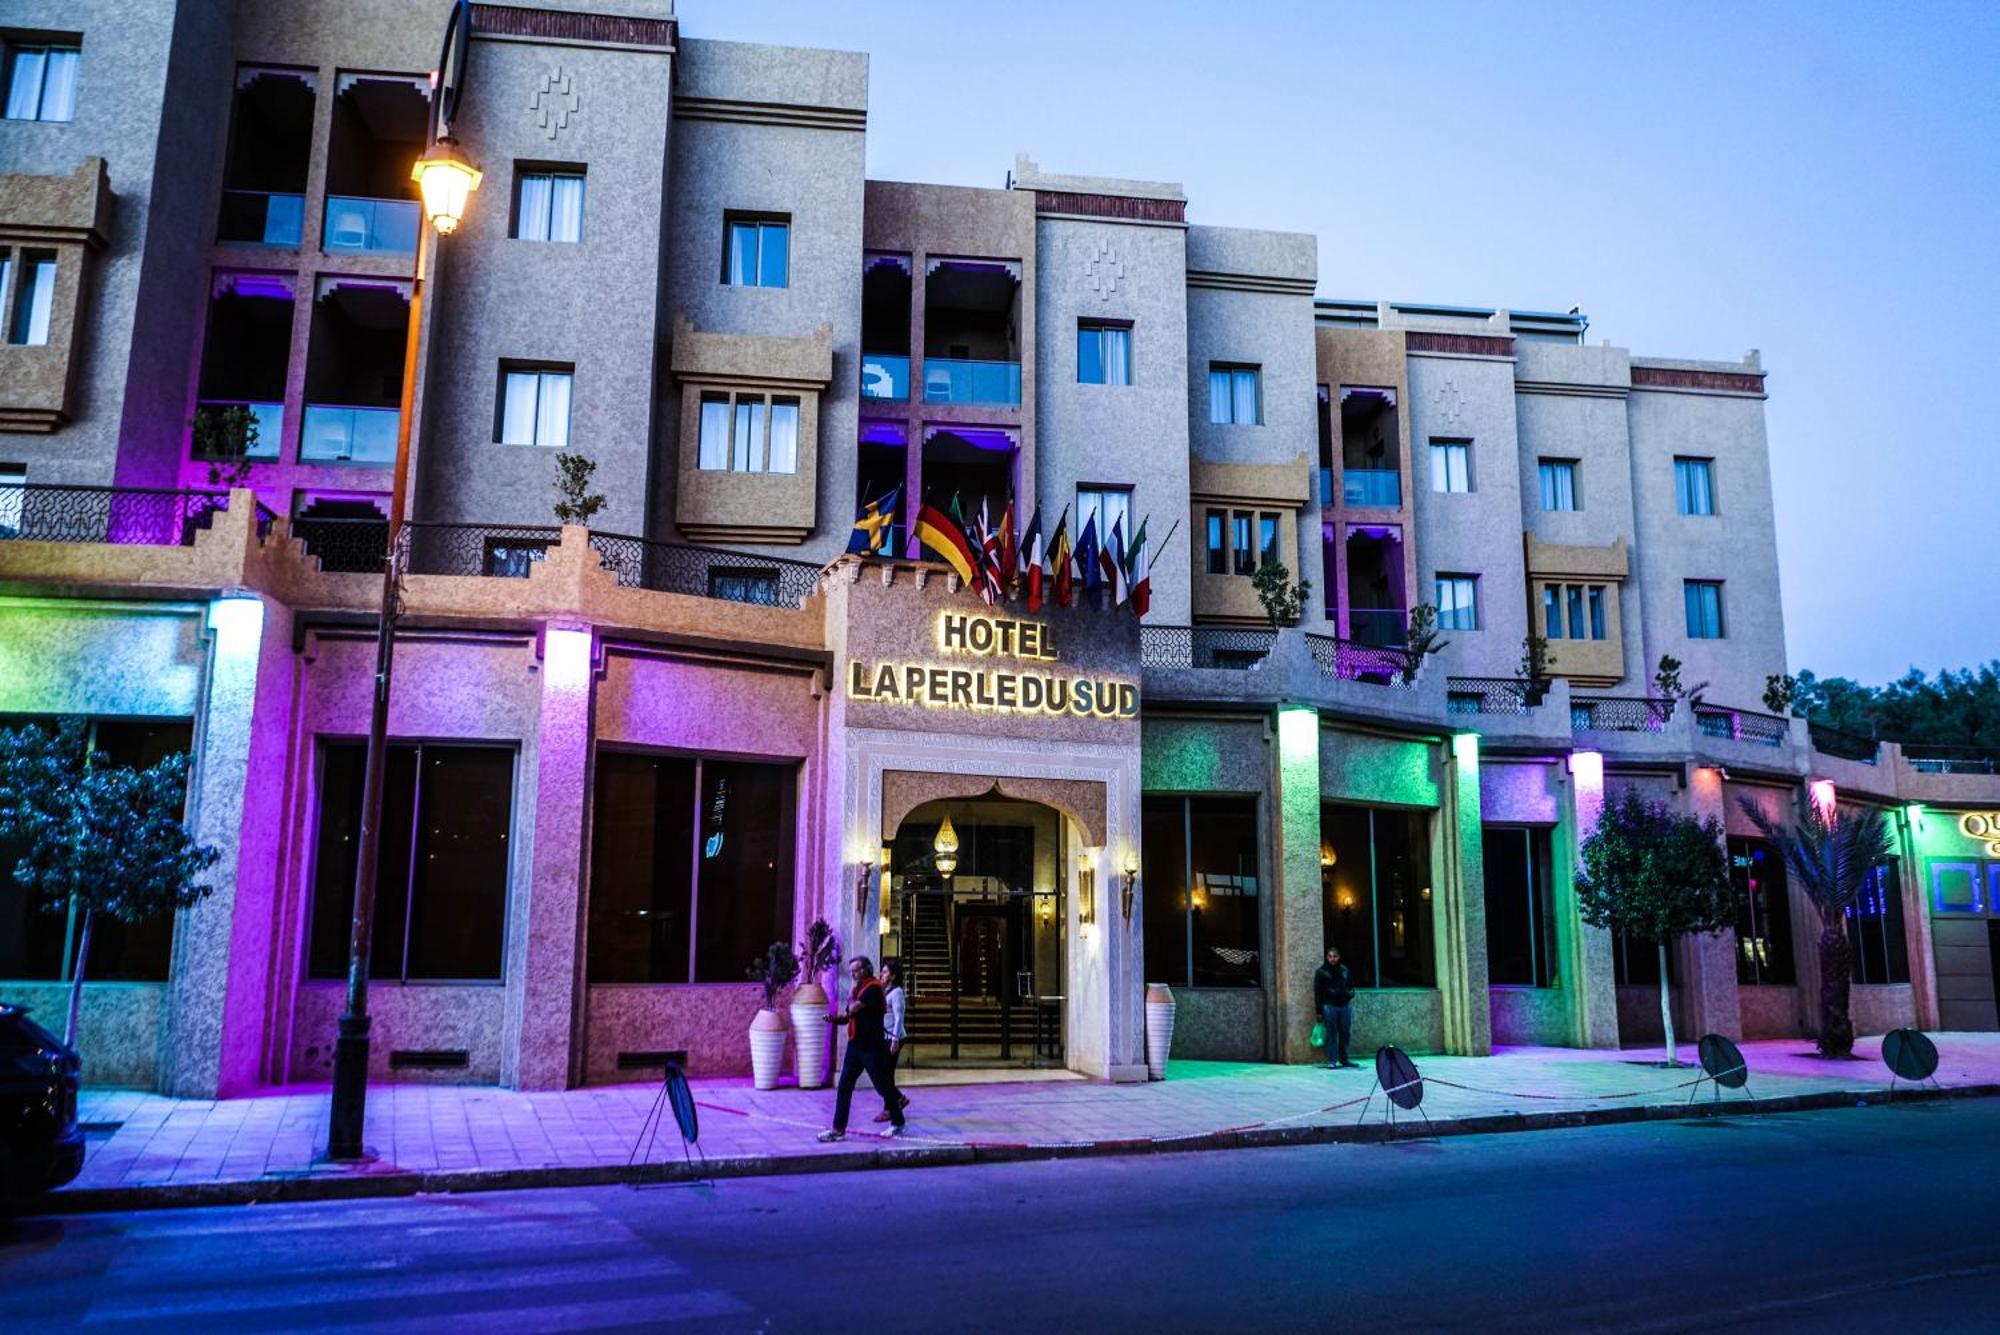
933;814;960;878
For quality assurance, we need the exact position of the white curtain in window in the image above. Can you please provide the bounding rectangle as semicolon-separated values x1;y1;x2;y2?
733;398;765;471
1208;369;1231;423
39;49;77;121
5;50;45;119
18;258;56;346
697;396;730;470
766;399;799;473
1106;329;1131;386
728;224;757;285
550;176;584;243
517;175;552;240
1232;370;1259;424
535;372;571;448
500;372;540;444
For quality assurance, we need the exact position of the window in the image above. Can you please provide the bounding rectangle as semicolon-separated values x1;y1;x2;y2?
1674;456;1715;516
7;249;55;346
587;751;796;984
1542;583;1610;641
1611;930;1676;986
1731;836;1795;985
1202;508;1280;578
1435;574;1479;630
1207;363;1260;425
695;390;799;475
308;741;515;981
1077;321;1131;386
1232;512;1254;576
0;463;22;538
1538;459;1578;511
1484;827;1556;987
4;41;79;122
498;367;572;447
1077;486;1131;546
514;168;585;242
1684;580;1725;639
1846;860;1909;985
1205;509;1227;576
723;213;789;288
1142;795;1261;988
1429;440;1471;493
1321;803;1435;988
1258;514;1279;570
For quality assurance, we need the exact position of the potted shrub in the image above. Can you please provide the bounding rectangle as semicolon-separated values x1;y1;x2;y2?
745;941;799;1091
790;918;839;1090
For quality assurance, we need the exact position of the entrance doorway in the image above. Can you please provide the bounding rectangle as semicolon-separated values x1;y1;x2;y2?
885;797;1065;1067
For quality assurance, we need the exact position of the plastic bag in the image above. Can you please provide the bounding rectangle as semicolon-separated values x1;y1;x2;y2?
1310;1021;1326;1048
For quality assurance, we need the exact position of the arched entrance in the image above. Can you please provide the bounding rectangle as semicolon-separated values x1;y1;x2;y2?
884;795;1067;1067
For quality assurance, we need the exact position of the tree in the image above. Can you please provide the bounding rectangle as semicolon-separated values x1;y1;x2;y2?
1763;673;1799;716
190;404;261;491
0;719;219;1048
1737;791;1893;1058
1574;788;1741;1067
1789;662;2000;750
1401;603;1451;683
1250;561;1309;630
1517;634;1554;705
551;451;607;526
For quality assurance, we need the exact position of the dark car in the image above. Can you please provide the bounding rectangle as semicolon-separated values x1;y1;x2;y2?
0;1003;84;1200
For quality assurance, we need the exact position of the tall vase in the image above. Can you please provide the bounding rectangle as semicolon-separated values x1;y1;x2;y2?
749;1008;789;1090
1145;983;1176;1081
790;982;830;1089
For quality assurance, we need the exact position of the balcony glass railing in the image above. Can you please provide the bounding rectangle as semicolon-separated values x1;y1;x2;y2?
861;353;910;400
217;190;305;247
192;400;284;460
322;196;420;256
300;404;398;464
1343;468;1401;508
1346;607;1406;648
922;357;1021;407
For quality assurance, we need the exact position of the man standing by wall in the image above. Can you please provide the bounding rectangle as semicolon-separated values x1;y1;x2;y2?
1315;947;1357;1069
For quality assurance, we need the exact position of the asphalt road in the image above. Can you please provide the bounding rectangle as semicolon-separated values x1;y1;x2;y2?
6;1099;1999;1333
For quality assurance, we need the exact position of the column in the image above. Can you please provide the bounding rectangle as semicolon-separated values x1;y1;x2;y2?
1563;750;1621;1048
1272;704;1324;1064
1679;764;1744;1041
1437;731;1491;1056
502;624;595;1090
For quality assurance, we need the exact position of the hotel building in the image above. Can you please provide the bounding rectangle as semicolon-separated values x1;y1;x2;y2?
3;0;1998;1097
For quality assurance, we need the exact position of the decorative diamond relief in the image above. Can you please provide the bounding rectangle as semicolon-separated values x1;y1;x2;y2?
529;66;580;141
1429;379;1467;428
1083;239;1125;301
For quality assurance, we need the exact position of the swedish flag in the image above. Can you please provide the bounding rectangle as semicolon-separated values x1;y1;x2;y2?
848;485;900;556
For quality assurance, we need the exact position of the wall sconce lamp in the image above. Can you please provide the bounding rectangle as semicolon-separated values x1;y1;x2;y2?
1320;844;1334;869
1121;848;1138;921
1077;849;1097;927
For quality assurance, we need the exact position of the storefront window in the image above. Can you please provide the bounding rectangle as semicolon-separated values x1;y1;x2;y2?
1846;859;1909;985
587;751;795;985
1731;836;1795;985
1611;930;1676;985
1321;802;1435;989
0;716;188;983
1141;795;1260;988
308;741;515;982
1483;826;1556;987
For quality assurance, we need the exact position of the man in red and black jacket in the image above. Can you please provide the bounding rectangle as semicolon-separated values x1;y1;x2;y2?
818;956;906;1140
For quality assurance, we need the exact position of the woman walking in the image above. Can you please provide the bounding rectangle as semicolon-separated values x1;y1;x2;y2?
874;960;912;1122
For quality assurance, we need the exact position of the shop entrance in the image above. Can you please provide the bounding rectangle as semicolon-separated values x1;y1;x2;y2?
885;797;1066;1068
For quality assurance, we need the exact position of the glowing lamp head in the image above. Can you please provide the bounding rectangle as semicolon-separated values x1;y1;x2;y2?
1809;779;1837;823
1123;848;1138;878
412;140;482;235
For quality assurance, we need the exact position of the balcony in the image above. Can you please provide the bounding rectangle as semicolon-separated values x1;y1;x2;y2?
1572;695;1675;733
1346;607;1405;648
1342;468;1401;508
322;196;419;257
192;400;284;461
1809;721;1879;765
922;358;1021;408
1446;676;1539;715
217;190;304;247
861;353;910;401
1307;633;1414;687
300;405;398;465
1904;746;1999;776
0;484;272;545
589;531;824;608
1692;704;1789;748
1140;625;1277;671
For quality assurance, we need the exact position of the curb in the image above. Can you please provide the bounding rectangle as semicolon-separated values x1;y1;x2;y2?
28;1081;1998;1217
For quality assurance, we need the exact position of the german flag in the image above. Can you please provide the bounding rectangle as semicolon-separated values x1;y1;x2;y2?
916;501;978;583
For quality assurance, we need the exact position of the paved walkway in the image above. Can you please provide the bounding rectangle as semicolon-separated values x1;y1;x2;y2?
59;1034;2000;1205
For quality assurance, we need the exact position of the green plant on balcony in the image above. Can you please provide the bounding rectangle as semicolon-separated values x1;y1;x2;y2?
191;404;261;490
1517;634;1555;706
1575;788;1741;1067
0;718;219;1050
1401;603;1451;683
552;451;607;526
1251;561;1310;631
1763;673;1800;716
1738;790;1893;1059
1653;653;1709;710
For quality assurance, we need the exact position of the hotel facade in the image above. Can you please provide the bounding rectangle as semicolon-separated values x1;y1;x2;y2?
4;0;1999;1097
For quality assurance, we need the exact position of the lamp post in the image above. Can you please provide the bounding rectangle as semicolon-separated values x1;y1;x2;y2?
327;0;480;1162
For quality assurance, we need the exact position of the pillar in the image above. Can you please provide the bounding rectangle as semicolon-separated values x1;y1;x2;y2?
1563;750;1621;1048
502;624;595;1089
1273;703;1324;1063
1438;731;1490;1055
1679;764;1744;1041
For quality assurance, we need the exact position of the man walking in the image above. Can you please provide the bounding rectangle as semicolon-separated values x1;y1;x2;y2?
1314;947;1357;1069
818;956;906;1141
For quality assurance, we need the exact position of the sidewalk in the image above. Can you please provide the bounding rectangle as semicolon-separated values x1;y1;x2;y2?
46;1034;2000;1213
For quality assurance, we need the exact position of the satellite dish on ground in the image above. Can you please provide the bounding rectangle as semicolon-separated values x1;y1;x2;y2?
1376;1045;1424;1109
1697;1034;1749;1089
1882;1028;1940;1086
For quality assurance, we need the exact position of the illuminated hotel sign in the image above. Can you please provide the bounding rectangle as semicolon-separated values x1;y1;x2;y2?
1960;812;2000;856
847;612;1139;719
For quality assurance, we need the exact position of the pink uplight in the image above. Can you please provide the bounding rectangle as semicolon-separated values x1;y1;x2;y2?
543;626;593;689
1809;779;1837;821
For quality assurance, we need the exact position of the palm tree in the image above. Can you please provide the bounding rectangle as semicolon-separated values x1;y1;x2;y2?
1738;791;1893;1058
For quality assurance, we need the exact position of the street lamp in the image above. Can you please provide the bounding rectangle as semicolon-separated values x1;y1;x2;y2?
327;0;480;1163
